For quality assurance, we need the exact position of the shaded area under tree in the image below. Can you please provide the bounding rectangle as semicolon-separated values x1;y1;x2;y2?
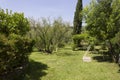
24;60;48;80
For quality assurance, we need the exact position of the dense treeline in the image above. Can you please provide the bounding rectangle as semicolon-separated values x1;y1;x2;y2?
0;9;34;80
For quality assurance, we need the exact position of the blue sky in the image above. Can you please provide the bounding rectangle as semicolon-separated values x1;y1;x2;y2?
0;0;91;24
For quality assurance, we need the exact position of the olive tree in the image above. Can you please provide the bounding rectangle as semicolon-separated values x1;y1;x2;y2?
29;17;72;53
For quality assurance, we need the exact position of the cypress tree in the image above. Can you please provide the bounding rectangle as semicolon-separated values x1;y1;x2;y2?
73;0;83;47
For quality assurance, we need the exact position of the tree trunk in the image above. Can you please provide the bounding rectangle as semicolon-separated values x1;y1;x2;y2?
108;40;116;62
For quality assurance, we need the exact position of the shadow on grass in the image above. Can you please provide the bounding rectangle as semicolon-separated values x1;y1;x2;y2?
92;50;113;63
24;60;48;80
118;69;120;73
92;55;112;63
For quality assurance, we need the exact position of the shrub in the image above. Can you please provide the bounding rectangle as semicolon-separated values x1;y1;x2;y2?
0;9;34;80
72;33;89;49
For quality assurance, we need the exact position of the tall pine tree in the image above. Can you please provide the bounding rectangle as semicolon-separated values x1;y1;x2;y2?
73;0;83;47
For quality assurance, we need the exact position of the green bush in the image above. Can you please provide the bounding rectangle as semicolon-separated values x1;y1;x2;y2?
72;34;83;48
0;34;34;75
72;33;89;49
72;34;84;42
0;9;34;79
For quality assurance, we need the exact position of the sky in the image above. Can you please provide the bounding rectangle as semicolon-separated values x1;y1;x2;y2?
0;0;91;25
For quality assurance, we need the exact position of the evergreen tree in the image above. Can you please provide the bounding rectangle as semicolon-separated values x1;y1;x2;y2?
73;0;83;47
85;0;120;62
73;0;83;34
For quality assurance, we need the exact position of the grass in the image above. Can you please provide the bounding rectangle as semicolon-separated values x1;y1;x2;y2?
24;46;120;80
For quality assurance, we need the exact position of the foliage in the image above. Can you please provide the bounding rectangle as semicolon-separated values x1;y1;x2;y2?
84;0;120;62
72;33;87;50
73;0;83;34
112;32;120;51
72;32;96;50
29;17;72;53
73;0;83;47
0;9;34;79
111;31;120;62
0;9;29;36
73;34;86;41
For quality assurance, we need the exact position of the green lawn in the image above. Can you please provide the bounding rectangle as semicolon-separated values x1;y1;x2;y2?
24;47;120;80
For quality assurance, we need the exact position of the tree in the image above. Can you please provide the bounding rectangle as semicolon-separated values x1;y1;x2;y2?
111;32;120;63
29;17;72;53
73;0;83;47
84;0;120;62
0;9;34;79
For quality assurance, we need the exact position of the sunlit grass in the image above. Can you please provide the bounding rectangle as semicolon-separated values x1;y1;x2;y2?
25;47;120;80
